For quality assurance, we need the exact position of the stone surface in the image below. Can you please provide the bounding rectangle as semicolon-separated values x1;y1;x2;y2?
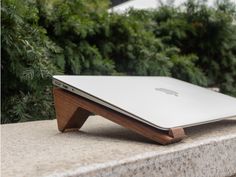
1;116;236;177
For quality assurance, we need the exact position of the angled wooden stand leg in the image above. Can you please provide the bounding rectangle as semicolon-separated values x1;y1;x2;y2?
53;88;186;145
53;91;92;132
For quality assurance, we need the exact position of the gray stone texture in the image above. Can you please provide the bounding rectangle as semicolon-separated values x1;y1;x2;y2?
1;116;236;177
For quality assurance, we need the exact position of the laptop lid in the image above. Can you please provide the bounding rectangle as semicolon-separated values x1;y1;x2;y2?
53;75;236;130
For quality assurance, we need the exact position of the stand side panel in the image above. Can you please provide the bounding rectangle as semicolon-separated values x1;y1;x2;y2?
53;88;185;145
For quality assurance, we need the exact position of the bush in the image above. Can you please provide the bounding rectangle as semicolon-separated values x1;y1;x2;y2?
150;1;236;95
1;0;235;123
37;0;116;75
1;0;61;123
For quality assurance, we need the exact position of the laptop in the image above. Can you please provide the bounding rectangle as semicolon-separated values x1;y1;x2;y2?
52;75;236;130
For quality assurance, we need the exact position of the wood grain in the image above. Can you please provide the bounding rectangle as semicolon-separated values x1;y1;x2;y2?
53;87;186;145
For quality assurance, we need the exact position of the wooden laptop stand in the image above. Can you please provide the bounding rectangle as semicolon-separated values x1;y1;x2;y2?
53;88;186;145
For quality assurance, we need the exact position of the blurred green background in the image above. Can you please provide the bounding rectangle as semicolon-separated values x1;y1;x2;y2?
1;0;236;123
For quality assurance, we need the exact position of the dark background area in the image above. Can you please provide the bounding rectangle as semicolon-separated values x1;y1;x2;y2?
110;0;129;7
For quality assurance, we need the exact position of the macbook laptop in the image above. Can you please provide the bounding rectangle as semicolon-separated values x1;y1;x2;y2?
52;76;236;130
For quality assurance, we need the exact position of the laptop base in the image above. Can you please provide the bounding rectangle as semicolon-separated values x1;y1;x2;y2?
53;88;186;145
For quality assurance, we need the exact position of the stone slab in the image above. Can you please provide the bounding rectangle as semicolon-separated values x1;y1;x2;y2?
1;116;236;177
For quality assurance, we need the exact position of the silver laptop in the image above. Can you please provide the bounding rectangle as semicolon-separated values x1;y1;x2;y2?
53;75;236;130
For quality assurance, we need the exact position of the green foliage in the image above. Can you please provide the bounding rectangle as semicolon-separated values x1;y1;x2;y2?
149;0;236;94
171;54;207;85
124;8;208;86
1;0;61;123
100;13;174;76
1;0;236;123
37;0;115;75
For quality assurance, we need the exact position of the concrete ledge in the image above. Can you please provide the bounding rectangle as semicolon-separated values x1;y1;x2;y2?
1;116;236;177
